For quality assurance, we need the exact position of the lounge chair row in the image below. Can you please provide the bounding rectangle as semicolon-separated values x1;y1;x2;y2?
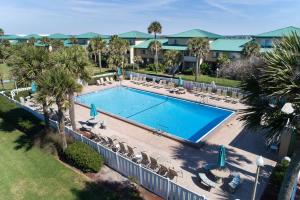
96;77;115;86
190;86;243;104
89;132;182;181
130;75;187;94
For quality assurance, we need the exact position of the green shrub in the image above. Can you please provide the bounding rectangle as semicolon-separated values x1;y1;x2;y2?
182;67;194;75
147;63;164;72
64;142;103;173
88;77;97;85
200;63;213;75
14;90;31;101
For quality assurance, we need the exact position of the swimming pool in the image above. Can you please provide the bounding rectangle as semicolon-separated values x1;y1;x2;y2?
76;87;234;143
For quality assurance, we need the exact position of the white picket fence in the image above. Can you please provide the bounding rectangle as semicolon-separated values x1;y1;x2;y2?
10;87;31;99
127;71;241;94
0;93;207;200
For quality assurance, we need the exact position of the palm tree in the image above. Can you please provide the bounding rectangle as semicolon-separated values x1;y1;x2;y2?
70;36;78;45
52;46;90;130
242;41;261;58
50;39;64;51
107;35;129;70
41;37;51;50
148;21;162;72
90;37;106;71
8;44;51;127
133;55;143;71
149;40;162;72
28;37;36;46
37;68;80;150
0;28;4;35
239;32;300;200
187;38;210;81
163;50;182;75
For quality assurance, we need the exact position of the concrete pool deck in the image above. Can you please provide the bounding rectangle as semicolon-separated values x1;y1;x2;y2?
72;80;277;199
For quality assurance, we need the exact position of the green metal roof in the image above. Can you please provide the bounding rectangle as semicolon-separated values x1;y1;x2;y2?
24;34;43;40
49;33;71;39
210;39;251;52
256;26;300;38
167;29;222;39
118;31;153;39
134;39;187;51
75;32;109;39
0;34;23;40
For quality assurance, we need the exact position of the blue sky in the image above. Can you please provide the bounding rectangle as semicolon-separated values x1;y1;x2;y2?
0;0;299;35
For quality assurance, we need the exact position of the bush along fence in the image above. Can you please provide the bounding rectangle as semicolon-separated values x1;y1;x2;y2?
0;92;207;200
126;71;241;94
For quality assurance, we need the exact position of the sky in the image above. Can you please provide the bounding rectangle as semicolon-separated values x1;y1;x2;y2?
0;0;299;36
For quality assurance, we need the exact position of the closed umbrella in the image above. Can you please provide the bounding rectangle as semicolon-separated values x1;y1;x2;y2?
117;67;122;76
90;103;98;118
218;145;226;168
31;82;37;93
178;77;184;87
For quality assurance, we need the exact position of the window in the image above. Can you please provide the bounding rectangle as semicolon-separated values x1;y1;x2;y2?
229;53;236;59
142;50;146;54
265;39;273;48
174;39;177;45
212;52;218;58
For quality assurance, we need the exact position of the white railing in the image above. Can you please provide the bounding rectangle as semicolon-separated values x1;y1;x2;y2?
92;72;116;78
127;71;241;94
1;93;207;200
10;87;31;99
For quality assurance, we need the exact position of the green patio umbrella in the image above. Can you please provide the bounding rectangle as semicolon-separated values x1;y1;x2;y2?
31;82;37;93
90;103;98;118
218;145;226;168
178;77;184;87
117;67;122;76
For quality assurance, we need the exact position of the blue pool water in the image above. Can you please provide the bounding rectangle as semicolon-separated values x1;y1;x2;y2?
76;87;234;143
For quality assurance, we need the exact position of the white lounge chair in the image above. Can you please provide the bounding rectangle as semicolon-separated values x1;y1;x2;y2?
109;77;114;83
105;77;112;84
149;157;160;172
96;79;102;85
100;78;106;85
118;142;127;154
140;152;150;167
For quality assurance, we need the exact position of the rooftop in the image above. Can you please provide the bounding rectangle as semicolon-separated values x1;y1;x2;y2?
48;33;71;40
256;26;300;38
0;34;23;40
118;31;153;39
167;29;222;39
75;32;110;39
23;34;43;40
210;39;252;52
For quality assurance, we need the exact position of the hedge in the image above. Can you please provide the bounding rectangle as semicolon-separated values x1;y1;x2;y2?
64;141;104;173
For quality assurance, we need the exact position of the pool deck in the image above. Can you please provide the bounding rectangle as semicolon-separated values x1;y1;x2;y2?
75;80;277;199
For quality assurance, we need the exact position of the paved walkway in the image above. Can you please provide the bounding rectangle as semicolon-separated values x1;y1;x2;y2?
72;80;277;200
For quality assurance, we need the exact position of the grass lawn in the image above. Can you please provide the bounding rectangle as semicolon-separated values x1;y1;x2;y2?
0;63;11;80
134;69;241;88
0;119;109;200
0;63;14;90
86;65;114;76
